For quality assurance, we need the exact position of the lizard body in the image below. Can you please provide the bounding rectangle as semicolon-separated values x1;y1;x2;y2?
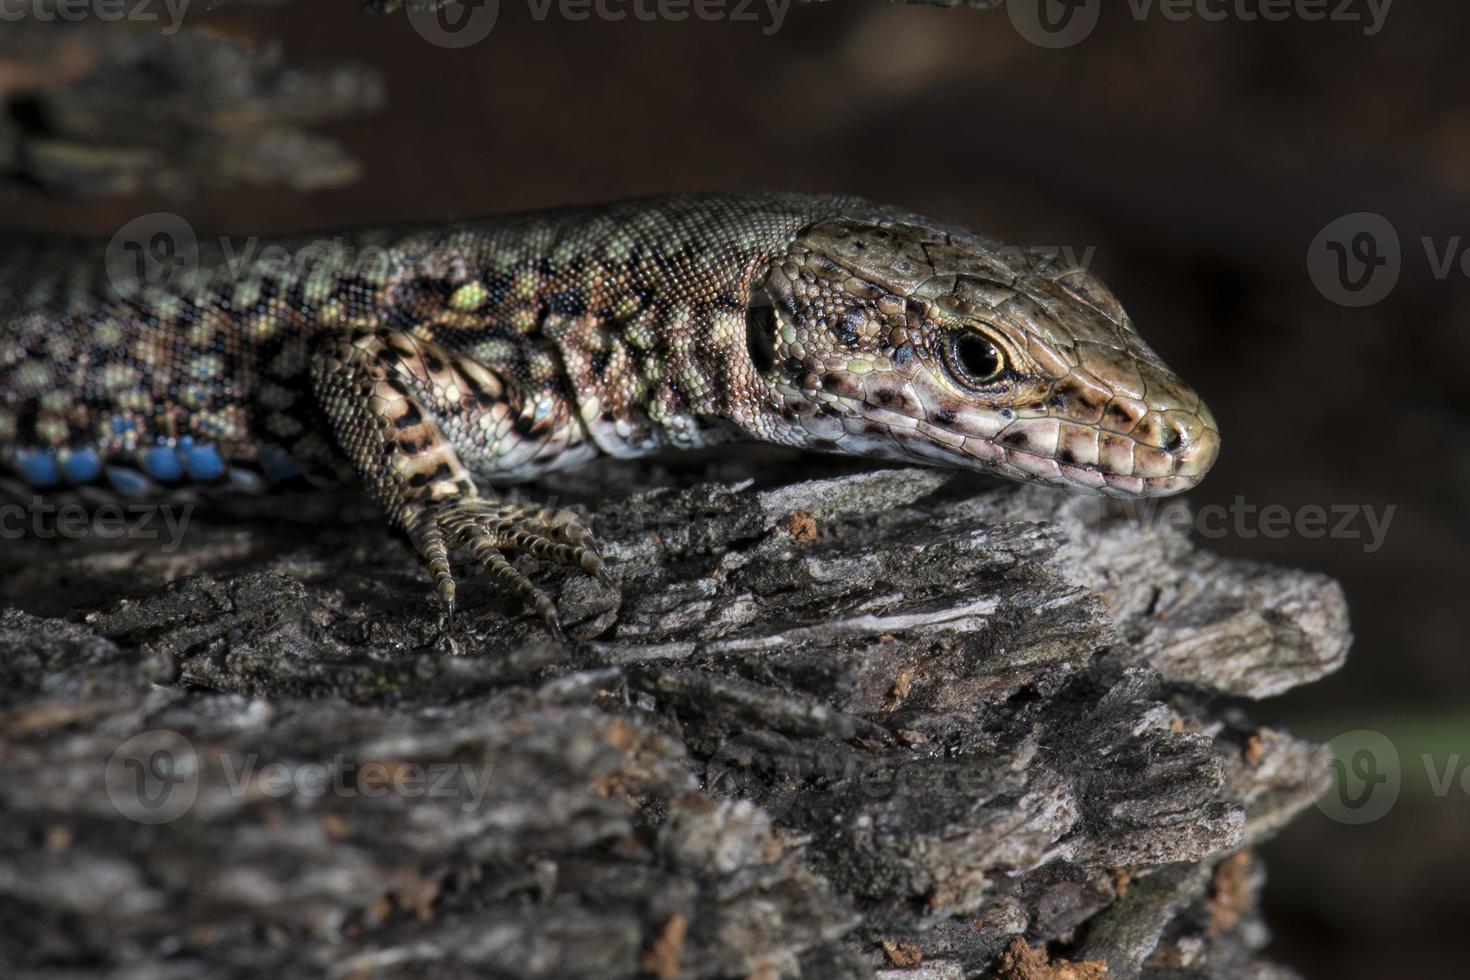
0;193;1219;627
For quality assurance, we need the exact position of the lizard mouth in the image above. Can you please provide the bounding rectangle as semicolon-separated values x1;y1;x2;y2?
901;411;1220;498
793;389;1219;498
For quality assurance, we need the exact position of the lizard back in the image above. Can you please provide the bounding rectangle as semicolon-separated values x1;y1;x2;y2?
0;193;859;497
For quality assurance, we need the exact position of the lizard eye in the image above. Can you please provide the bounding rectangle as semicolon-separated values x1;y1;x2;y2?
943;330;1006;389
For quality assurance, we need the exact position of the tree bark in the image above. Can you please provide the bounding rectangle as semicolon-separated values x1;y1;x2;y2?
0;459;1348;978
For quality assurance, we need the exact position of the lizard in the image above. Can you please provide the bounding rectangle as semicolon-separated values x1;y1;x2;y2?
0;193;1219;632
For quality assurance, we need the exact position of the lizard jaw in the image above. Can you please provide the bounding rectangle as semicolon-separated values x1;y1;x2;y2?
768;387;1219;498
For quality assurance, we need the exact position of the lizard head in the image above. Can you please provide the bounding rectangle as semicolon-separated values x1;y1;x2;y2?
742;210;1219;497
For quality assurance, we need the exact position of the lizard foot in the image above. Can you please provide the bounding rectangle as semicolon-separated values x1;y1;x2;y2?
406;498;609;634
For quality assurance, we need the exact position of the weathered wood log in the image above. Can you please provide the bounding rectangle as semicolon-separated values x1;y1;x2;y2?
0;459;1347;978
0;21;381;198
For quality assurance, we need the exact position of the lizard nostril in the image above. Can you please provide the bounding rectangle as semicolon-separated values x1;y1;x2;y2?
1156;412;1221;480
1160;419;1187;454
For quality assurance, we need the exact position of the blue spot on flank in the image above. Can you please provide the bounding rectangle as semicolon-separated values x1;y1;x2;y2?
15;449;62;488
110;416;136;437
183;444;225;481
105;466;150;497
144;445;184;481
258;445;300;482
63;449;102;484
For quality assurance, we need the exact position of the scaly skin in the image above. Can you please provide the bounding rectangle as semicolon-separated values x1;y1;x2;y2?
0;193;1219;629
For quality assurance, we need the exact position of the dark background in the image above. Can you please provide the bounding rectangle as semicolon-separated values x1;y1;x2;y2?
4;2;1467;976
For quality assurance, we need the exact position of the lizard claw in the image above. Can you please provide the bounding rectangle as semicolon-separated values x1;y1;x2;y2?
405;497;606;637
540;604;567;642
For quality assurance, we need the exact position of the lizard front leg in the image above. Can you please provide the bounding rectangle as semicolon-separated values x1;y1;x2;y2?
310;327;606;632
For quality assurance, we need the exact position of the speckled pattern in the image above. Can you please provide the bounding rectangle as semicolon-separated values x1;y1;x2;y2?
0;193;1219;625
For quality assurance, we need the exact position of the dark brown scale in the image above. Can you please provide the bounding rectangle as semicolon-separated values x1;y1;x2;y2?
834;310;864;346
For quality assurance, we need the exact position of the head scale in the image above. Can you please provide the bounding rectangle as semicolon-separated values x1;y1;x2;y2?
739;207;1219;497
